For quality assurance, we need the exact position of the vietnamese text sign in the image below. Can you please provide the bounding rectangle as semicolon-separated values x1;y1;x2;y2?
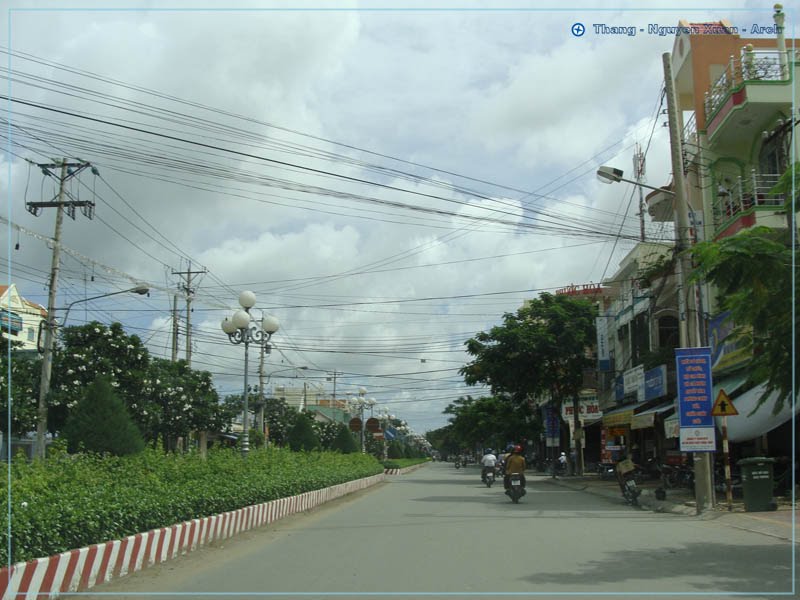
561;397;602;422
623;365;645;401
676;347;716;452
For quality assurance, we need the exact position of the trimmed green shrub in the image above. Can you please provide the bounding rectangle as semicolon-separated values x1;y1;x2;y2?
387;441;404;459
62;376;144;456
330;424;359;453
287;414;320;451
3;446;383;564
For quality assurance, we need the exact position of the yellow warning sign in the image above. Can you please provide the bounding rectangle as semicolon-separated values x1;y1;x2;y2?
711;389;739;417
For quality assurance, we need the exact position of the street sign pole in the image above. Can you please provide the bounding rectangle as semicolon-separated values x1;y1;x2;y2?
721;415;732;511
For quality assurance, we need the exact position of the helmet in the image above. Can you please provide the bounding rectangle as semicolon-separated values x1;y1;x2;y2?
485;449;493;454
560;452;566;456
513;445;523;454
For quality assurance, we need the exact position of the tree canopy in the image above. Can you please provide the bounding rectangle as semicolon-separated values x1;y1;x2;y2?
460;293;596;406
689;225;798;414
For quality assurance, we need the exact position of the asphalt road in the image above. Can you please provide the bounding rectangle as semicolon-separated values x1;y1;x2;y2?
77;462;795;599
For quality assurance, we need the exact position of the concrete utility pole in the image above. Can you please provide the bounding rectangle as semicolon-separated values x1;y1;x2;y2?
634;143;647;242
171;293;179;362
171;262;207;367
172;262;207;454
31;159;94;460
663;52;714;513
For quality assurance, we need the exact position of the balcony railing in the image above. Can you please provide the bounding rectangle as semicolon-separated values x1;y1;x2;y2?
713;170;784;226
703;48;794;123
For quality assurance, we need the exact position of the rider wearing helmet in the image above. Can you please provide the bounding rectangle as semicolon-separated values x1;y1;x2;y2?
504;444;527;494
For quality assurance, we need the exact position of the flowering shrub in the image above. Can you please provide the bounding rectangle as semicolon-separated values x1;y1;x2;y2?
1;445;383;564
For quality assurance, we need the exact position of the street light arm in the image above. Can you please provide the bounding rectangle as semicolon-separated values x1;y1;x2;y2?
58;284;150;328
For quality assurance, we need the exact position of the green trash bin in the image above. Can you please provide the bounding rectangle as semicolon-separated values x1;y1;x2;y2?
737;457;777;512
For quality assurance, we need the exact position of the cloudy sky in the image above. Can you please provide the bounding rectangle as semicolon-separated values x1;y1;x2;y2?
1;0;783;434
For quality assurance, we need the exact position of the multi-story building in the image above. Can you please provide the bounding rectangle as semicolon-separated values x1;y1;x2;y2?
596;7;798;468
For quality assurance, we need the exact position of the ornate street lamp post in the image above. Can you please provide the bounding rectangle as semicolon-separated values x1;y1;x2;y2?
221;291;279;457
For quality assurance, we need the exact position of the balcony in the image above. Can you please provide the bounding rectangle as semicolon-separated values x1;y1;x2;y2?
713;170;784;239
703;48;795;147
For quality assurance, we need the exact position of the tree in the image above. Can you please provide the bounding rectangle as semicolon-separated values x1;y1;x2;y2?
443;395;537;451
140;358;226;450
330;423;359;453
62;376;144;456
0;340;40;435
286;413;320;451
49;322;149;434
460;293;595;472
689;225;797;414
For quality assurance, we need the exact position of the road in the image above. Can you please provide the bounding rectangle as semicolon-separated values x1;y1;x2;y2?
79;462;794;599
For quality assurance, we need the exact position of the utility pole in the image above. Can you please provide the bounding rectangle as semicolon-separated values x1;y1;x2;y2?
172;262;207;367
257;342;266;437
663;52;713;513
172;262;206;454
31;159;94;460
634;143;647;242
171;293;179;362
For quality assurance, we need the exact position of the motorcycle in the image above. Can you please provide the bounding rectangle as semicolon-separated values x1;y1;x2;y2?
506;473;526;503
454;459;461;469
616;459;641;506
481;468;495;487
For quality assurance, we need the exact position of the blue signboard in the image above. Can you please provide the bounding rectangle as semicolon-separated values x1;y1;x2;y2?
644;365;667;401
384;427;396;441
675;347;716;451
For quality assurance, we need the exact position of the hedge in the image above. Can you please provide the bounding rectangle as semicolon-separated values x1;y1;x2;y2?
2;445;384;564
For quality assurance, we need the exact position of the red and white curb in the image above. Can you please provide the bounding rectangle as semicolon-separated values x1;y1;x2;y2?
0;473;385;600
384;463;428;475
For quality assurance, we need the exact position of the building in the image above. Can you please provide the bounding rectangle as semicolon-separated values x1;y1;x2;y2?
595;7;798;471
0;284;47;352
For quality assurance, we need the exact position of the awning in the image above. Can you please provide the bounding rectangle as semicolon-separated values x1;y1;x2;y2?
631;401;676;430
712;372;748;400
664;413;680;439
602;400;649;427
714;383;796;442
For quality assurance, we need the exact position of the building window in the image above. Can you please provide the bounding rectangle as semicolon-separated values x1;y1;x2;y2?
27;327;34;342
658;316;679;349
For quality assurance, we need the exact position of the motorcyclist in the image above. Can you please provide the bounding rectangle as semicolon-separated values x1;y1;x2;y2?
480;448;497;481
504;444;527;495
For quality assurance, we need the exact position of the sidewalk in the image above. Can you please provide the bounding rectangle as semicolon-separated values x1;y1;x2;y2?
537;472;797;543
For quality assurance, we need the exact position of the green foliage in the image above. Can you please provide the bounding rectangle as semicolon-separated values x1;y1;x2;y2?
0;340;40;435
49;322;149;434
387;441;405;459
248;428;265;449
287;413;320;451
62;377;144;456
330;424;359;453
1;446;383;564
443;395;540;452
689;226;798;414
460;293;596;405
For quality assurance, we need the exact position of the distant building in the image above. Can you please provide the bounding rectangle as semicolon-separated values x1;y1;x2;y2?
0;284;47;352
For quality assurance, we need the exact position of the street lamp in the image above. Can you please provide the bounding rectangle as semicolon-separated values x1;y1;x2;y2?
596;165;676;195
221;291;279;457
34;283;151;459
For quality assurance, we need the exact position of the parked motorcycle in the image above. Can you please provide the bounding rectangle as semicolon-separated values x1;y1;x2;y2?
506;473;526;503
616;458;641;506
454;459;461;469
660;463;694;491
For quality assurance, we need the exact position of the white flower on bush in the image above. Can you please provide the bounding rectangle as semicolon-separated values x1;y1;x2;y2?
66;369;74;375
72;380;80;386
94;328;100;333
78;365;86;372
183;403;191;411
20;501;27;509
111;381;120;388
